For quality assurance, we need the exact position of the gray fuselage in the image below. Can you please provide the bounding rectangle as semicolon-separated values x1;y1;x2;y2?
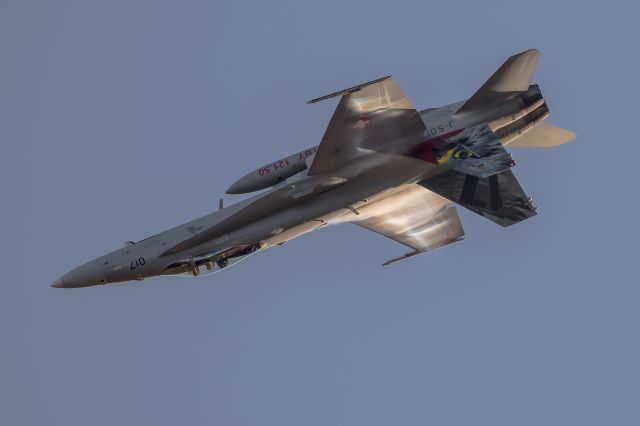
52;93;531;288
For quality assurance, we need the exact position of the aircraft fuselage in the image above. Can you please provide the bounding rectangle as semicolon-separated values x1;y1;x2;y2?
52;84;548;289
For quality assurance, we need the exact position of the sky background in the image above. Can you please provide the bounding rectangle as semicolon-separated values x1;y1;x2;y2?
1;1;638;425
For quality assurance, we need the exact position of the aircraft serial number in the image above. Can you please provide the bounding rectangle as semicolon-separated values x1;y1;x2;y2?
425;120;455;136
258;159;290;175
257;147;318;176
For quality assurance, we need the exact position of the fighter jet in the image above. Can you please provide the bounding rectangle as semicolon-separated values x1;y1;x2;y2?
51;49;575;288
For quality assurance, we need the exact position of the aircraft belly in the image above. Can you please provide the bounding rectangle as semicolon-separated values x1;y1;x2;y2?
181;154;433;257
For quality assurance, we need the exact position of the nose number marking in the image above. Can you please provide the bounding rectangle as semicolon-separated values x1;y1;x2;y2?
130;257;146;270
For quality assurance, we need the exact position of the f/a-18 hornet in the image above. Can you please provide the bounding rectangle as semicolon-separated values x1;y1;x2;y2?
52;49;576;288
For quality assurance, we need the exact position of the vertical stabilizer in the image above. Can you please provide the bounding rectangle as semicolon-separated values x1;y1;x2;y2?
456;49;541;114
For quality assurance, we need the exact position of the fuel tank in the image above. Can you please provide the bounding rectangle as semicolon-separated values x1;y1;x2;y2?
226;146;318;194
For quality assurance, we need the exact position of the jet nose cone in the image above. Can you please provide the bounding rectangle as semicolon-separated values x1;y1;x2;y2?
51;261;108;289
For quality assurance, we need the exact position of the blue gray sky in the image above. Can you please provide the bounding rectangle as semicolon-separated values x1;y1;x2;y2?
1;1;638;425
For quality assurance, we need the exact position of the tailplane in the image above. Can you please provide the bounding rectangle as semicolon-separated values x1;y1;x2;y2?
419;169;537;227
505;122;576;148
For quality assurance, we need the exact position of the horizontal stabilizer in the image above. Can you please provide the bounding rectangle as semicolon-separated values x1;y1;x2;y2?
505;122;576;148
419;169;537;227
457;49;540;114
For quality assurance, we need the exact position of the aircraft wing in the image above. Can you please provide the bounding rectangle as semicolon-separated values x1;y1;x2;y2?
307;76;426;175
351;184;465;265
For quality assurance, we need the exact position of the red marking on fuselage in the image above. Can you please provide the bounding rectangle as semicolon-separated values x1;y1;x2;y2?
353;119;370;129
408;128;466;163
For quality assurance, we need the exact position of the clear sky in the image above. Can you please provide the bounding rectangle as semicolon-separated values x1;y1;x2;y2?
1;1;638;425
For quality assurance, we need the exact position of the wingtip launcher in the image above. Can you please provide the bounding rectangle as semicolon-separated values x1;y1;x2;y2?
306;75;392;104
